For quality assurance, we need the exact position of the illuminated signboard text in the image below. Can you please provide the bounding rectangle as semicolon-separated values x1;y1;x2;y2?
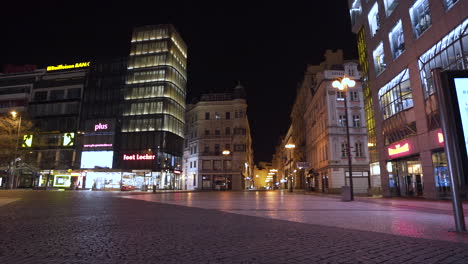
47;62;90;71
388;143;410;157
123;154;156;161
84;144;113;148
94;123;109;131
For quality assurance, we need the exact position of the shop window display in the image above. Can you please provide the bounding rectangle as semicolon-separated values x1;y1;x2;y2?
367;2;380;37
378;68;413;119
388;20;405;59
432;151;450;197
409;0;432;39
373;42;386;75
383;0;399;17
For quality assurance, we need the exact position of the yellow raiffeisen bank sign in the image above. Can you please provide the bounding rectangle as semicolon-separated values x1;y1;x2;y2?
46;62;90;71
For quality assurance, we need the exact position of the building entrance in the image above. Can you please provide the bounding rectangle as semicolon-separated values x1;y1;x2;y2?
387;157;423;197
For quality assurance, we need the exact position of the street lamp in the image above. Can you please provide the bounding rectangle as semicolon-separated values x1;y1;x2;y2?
285;143;296;192
9;111;22;189
332;77;356;201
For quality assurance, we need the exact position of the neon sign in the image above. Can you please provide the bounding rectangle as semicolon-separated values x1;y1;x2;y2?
438;132;444;144
123;154;156;161
94;123;109;131
388;142;411;157
47;62;90;71
84;144;113;148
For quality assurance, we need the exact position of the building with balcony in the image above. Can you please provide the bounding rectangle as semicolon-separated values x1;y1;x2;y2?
348;0;468;198
183;84;253;190
304;50;371;194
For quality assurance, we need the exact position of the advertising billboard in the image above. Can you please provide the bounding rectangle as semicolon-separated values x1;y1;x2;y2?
454;77;468;160
80;151;114;169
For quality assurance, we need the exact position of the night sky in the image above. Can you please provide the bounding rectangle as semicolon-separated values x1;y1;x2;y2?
1;0;357;163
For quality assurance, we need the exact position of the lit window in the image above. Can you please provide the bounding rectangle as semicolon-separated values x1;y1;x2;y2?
409;0;431;39
215;112;221;120
389;20;405;59
383;0;399;17
443;0;460;10
349;0;362;26
373;42;386;75
353;115;361;127
336;91;345;101
367;2;380;37
378;69;413;119
338;115;347;127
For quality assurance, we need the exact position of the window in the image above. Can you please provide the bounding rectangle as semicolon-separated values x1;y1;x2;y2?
205;112;210;120
234;128;246;135
353;115;361;127
338;115;347;127
225;112;230;120
223;160;232;170
225;127;231;135
443;0;460;10
367;2;380;37
215;129;220;135
214;144;220;153
410;0;431;39
350;91;359;101
373;42;386;75
215;112;221;120
341;143;348;157
355;142;364;157
337;91;345;101
190;161;192;168
235;111;238;118
383;0;399;17
205;129;210;136
202;160;211;170
34;91;47;101
50;90;65;100
194;161;196;168
234;144;246;152
378;69;413;119
204;145;209;153
67;88;81;99
349;0;362;26
418;18;468;97
239;111;244;118
213;160;222;170
389;20;405;59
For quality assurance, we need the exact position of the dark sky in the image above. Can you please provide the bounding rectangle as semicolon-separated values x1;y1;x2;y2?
1;0;357;163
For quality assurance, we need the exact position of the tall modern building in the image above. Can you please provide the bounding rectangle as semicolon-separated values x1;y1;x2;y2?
348;0;468;199
122;24;187;189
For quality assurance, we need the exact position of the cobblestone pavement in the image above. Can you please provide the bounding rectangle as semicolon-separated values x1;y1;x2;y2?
0;190;467;263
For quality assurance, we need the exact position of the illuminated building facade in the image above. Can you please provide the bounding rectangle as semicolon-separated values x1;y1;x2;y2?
122;24;187;189
183;85;254;191
304;50;371;194
348;0;468;198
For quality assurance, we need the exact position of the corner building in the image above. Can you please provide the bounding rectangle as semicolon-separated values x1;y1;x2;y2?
121;25;187;189
183;85;254;191
348;0;468;198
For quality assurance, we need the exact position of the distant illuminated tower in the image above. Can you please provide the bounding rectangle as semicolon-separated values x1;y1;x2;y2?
121;24;187;185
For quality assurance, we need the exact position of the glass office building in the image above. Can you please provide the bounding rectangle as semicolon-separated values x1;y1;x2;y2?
121;24;187;189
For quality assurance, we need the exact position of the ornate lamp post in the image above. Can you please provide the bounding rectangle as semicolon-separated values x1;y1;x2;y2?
332;77;356;201
285;143;296;192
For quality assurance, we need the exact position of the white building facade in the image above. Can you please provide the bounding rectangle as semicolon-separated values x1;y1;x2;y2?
183;86;253;191
305;51;372;194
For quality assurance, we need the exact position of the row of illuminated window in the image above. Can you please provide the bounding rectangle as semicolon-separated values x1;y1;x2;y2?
129;40;169;56
378;68;413;120
33;88;81;101
336;91;360;102
128;52;187;76
127;68;187;89
170;35;187;58
131;27;170;42
121;115;184;137
187;126;247;139
204;111;244;121
124;83;185;106
29;102;80;117
418;18;468;97
123;100;184;121
337;114;362;128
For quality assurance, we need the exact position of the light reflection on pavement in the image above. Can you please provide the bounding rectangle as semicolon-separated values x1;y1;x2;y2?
0;198;18;207
122;191;468;243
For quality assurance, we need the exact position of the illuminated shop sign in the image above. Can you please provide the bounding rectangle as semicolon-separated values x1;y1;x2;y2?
63;133;75;146
84;144;113;148
46;62;90;71
123;154;156;161
94;123;109;131
80;151;114;169
438;132;444;144
388;142;411;158
53;175;71;187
